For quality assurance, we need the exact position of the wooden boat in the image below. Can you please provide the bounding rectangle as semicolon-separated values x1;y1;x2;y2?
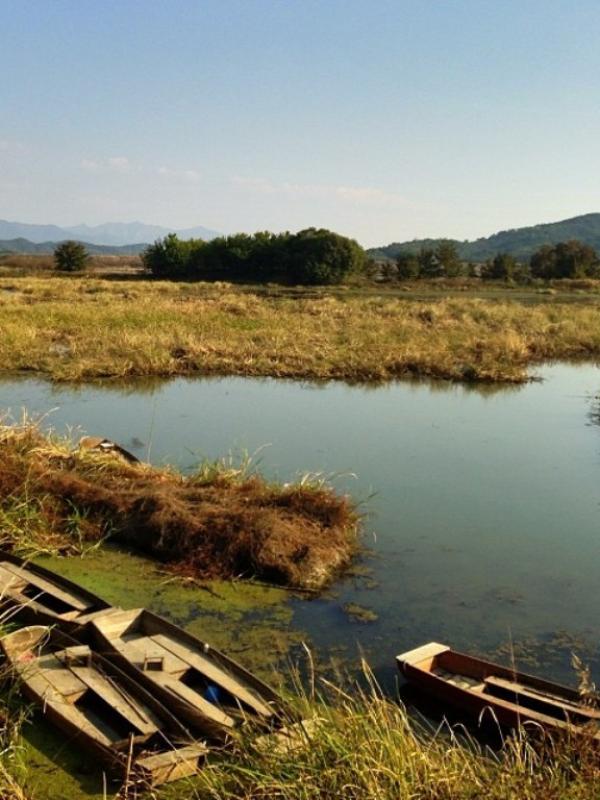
397;641;600;735
0;550;114;632
90;607;293;739
1;626;207;786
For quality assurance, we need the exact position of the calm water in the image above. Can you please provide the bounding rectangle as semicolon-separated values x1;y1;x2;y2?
2;364;600;685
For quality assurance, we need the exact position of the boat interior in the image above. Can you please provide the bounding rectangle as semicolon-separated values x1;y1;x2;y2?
0;560;100;621
92;609;275;726
422;647;600;725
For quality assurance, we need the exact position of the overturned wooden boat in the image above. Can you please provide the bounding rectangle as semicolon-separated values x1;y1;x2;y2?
1;626;207;786
397;641;600;735
90;607;293;739
0;550;113;632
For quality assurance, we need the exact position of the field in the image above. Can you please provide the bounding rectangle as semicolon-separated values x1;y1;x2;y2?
1;266;600;384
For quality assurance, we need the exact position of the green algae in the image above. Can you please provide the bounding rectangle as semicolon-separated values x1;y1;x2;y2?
13;545;305;800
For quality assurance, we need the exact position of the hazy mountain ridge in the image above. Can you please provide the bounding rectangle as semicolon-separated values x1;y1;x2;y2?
369;213;600;262
0;219;220;247
0;238;147;255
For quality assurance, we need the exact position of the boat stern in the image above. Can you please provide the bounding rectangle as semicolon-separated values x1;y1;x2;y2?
396;642;450;676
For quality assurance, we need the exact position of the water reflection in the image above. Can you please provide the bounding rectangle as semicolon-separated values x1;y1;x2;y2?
1;363;600;687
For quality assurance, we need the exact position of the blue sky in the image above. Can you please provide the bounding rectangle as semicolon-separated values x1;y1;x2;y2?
1;0;599;246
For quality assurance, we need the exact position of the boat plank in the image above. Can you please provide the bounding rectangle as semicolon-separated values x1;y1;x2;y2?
151;671;235;727
136;743;207;785
485;676;600;719
1;563;89;611
67;664;160;735
152;634;274;718
119;636;189;675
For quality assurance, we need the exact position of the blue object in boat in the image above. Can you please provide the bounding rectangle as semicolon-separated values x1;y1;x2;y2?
204;684;221;704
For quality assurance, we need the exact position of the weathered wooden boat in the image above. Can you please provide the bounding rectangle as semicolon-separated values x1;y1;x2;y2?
90;607;293;739
1;626;207;786
0;550;114;632
397;641;600;735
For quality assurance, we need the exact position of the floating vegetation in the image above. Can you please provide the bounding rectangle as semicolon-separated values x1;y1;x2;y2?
0;420;360;591
343;603;379;623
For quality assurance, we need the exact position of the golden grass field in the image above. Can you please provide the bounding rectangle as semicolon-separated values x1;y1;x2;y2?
1;273;600;384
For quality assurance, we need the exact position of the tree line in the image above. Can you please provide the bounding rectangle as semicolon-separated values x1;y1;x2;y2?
141;228;365;284
392;239;600;281
52;232;600;284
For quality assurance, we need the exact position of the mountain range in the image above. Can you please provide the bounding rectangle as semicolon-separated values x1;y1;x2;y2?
0;219;220;248
368;213;600;262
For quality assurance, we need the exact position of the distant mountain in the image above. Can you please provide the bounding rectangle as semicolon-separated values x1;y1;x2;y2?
369;213;600;262
0;238;146;255
0;219;220;247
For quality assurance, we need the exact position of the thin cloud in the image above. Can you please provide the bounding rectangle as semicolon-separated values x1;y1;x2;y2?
157;166;201;183
0;139;27;154
80;156;200;183
231;176;406;207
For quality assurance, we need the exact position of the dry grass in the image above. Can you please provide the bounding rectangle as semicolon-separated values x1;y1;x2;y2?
1;276;600;383
172;664;600;800
0;420;358;590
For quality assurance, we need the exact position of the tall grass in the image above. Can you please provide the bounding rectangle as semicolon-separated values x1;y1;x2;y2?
1;276;600;383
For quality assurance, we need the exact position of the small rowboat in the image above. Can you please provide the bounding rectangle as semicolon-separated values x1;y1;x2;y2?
0;550;113;632
1;626;208;787
397;641;600;735
90;607;293;739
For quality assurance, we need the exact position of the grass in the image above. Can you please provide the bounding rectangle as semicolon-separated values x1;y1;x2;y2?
2;657;600;800
1;274;600;383
0;419;359;590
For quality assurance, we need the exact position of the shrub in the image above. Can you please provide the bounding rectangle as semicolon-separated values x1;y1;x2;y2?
53;240;89;272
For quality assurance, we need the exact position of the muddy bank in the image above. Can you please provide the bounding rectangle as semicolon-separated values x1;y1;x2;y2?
0;422;359;590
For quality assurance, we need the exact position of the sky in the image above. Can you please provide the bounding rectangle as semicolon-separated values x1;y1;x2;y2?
1;0;600;247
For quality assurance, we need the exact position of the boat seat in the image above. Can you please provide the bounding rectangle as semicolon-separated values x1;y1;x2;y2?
433;668;485;692
116;636;189;677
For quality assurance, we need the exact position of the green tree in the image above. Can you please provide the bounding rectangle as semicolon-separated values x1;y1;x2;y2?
435;240;463;277
53;240;89;272
395;252;420;280
530;240;599;279
482;252;518;281
288;228;366;284
142;233;198;277
418;247;442;278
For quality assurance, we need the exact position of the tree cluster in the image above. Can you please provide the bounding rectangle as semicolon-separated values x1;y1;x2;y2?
395;240;465;280
142;228;366;285
529;240;599;279
393;239;600;282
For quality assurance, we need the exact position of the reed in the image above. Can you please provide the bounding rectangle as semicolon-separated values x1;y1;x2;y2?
1;276;600;383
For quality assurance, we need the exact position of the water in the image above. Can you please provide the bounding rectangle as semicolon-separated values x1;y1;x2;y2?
2;363;600;686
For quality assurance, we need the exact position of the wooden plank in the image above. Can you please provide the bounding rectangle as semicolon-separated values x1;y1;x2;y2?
117;636;189;676
93;609;140;638
150;671;235;727
67;665;159;735
152;634;274;718
36;654;87;699
485;676;600;718
1;563;89;611
136;743;207;785
396;642;450;667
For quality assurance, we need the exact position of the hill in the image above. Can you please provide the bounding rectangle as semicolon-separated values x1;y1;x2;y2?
0;219;220;247
0;238;146;255
369;213;600;262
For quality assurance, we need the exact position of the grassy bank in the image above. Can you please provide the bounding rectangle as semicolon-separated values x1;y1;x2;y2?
0;421;358;590
3;666;600;799
1;276;600;383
